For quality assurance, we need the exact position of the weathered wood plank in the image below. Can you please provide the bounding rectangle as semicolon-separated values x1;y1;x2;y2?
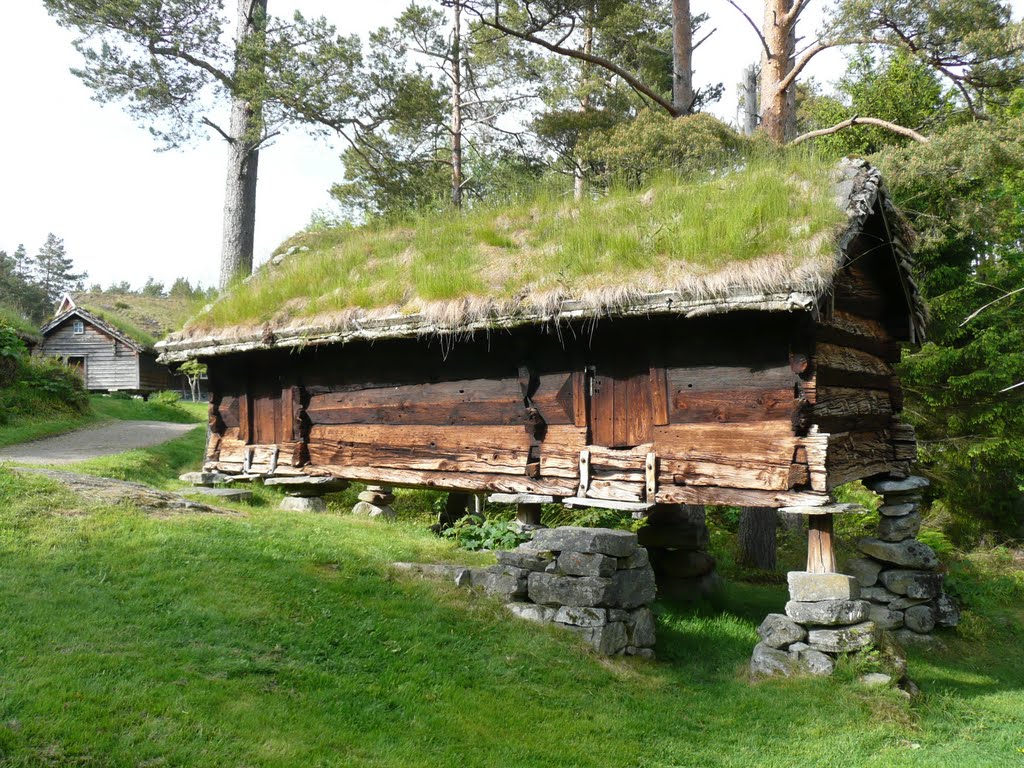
655;484;829;508
811;386;893;432
826;430;900;489
650;368;669;426
303;464;577;496
807;515;837;573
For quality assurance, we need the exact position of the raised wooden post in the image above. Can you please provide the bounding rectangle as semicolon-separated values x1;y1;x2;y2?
806;513;836;573
516;503;542;527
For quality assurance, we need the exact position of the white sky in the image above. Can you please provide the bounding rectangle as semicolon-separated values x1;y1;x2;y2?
0;1;1019;291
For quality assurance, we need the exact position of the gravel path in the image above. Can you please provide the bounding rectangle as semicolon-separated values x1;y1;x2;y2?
0;421;199;464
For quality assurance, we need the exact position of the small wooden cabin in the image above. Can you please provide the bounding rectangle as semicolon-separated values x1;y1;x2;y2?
38;302;177;395
158;160;925;510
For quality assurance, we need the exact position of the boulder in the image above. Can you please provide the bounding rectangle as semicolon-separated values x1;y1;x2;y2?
787;572;861;601
351;501;397;519
807;621;878;653
750;642;799;677
845;557;884;587
476;566;529;600
879;502;918;517
785;599;870;626
648;549;715;579
279;496;326;512
495;549;556;573
557;551;618;578
530;527;637;557
505;603;554;624
867;476;930;494
891;628;944;648
791;646;836;676
860;672;892;687
876;511;922;542
934;594;961;628
904;604;936;634
879;570;943;599
576;621;628;655
527;572;614;607
611;567;657;609
358;491;395;505
757;614;807;649
179;471;233;486
626;607;657;648
868;603;905;630
857;538;939;570
889;595;930;610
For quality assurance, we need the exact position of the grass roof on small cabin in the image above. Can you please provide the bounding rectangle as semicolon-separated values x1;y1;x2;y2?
0;305;43;344
159;157;922;362
73;292;198;347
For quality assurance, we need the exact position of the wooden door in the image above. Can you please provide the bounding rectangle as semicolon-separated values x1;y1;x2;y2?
66;356;86;381
590;366;654;448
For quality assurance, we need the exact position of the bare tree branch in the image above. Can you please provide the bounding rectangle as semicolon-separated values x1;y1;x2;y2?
722;0;770;56
201;116;233;143
960;285;1024;327
471;3;680;116
790;115;930;145
776;40;833;93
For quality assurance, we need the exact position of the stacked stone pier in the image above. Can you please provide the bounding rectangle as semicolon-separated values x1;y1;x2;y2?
847;476;959;643
752;572;877;676
352;485;397;520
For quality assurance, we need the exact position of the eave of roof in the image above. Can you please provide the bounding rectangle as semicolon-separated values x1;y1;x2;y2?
41;307;147;353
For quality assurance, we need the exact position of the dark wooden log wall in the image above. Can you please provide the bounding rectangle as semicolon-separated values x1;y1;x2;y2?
201;208;917;506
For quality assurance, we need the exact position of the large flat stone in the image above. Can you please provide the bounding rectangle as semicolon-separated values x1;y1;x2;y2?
611;566;657;608
751;642;799;677
527;572;614;607
867;476;930;494
530;527;637;557
757;614;807;649
476;566;529;601
505;603;554;624
496;549;556;573
879;502;918;517
877;511;922;542
857;538;939;569
861;586;900;604
787;572;861;601
553;606;608;627
879;570;943;599
557;551;617;577
845;557;883;587
807;621;878;653
567;621;629;655
785;599;870;626
617;548;650;570
184;487;252;501
179;471;234;486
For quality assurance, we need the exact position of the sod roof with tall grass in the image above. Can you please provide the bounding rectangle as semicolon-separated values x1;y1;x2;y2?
159;157;921;362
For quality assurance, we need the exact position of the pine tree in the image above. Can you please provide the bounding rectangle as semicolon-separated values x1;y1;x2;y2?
33;234;86;307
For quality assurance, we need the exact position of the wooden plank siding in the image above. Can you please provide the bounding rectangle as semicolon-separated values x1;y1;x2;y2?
199;293;917;507
37;318;141;391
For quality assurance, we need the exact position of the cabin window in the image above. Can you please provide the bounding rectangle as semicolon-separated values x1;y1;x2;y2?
72;320;84;335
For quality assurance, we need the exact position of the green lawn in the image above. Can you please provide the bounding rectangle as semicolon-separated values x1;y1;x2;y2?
0;395;205;448
0;446;1022;766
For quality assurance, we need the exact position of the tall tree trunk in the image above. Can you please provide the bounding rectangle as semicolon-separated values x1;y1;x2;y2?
573;15;594;201
219;0;267;289
759;0;797;144
450;0;463;209
671;0;694;114
738;507;777;570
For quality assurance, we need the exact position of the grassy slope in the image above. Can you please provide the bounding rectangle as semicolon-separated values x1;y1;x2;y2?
0;395;205;449
194;157;844;332
74;292;203;345
0;446;1022;766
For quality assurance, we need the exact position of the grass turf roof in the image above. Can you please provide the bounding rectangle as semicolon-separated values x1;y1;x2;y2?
189;156;847;335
